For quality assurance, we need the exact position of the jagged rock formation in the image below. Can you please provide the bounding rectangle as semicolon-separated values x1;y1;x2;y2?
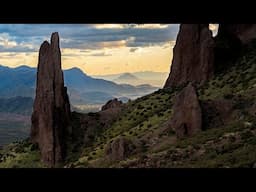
218;24;256;44
164;24;215;88
101;98;123;111
30;32;71;167
214;24;256;72
171;83;202;138
105;137;133;161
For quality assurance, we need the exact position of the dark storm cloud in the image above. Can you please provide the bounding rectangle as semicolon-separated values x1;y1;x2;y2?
0;24;179;52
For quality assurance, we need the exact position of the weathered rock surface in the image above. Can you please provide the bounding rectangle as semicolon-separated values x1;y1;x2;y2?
105;137;133;161
101;98;122;111
201;98;236;129
214;24;256;72
217;24;256;44
164;24;214;88
31;32;71;166
171;83;202;138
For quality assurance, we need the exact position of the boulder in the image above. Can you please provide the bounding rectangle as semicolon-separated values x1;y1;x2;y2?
105;137;133;161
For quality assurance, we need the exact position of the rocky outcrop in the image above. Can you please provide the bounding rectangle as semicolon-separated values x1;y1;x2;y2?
164;24;214;88
31;32;71;167
105;137;133;161
214;24;256;72
101;98;122;111
201;99;236;129
217;24;256;44
171;83;202;138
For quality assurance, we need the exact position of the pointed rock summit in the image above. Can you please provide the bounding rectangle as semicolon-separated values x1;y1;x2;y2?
31;32;71;167
164;24;215;88
101;98;123;111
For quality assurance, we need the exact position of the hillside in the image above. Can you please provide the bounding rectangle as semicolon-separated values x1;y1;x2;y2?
1;38;256;167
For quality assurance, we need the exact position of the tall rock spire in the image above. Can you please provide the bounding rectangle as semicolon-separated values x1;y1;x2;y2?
164;24;215;88
31;32;71;167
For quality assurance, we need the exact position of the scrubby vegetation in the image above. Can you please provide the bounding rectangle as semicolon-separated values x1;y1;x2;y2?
0;139;44;168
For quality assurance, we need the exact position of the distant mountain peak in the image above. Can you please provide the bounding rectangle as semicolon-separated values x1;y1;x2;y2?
65;67;87;75
14;65;35;71
116;73;139;81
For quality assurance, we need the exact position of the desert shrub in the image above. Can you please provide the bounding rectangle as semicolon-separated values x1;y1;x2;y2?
137;104;144;110
241;130;254;140
223;93;234;100
157;112;164;117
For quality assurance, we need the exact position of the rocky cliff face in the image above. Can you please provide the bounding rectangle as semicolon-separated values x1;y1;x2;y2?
214;24;256;72
31;32;71;167
164;24;215;88
217;24;256;44
171;83;202;138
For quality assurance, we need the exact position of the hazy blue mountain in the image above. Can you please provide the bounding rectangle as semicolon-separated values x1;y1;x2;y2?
0;65;158;105
114;73;139;81
113;73;143;85
0;65;36;98
93;71;169;87
0;96;33;115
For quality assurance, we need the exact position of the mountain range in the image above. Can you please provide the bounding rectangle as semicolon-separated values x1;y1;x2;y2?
93;71;169;87
0;65;159;105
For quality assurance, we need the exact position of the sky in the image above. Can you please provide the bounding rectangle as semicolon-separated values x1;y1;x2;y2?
0;24;218;76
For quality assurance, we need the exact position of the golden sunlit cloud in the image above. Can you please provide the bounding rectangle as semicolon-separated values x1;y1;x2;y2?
209;24;219;36
0;24;178;77
133;24;169;29
93;24;125;29
0;40;174;76
92;24;170;29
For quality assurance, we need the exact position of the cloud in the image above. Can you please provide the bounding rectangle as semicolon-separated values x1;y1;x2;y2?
92;24;125;29
0;32;37;52
129;47;138;52
132;24;169;29
0;24;180;53
89;51;112;56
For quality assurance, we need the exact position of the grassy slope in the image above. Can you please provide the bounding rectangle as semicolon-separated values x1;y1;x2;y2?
67;40;256;168
1;41;256;168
